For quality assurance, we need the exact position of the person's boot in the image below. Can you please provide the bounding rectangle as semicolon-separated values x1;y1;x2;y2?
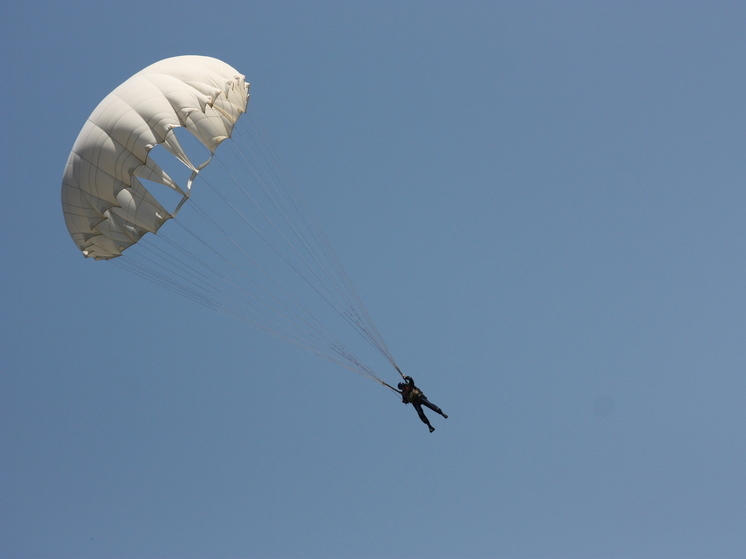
428;425;435;433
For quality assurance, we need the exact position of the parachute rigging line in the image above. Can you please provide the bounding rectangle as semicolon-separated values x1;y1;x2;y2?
232;114;400;368
112;114;398;386
61;56;401;389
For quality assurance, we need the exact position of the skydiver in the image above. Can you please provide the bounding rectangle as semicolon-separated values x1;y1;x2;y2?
398;375;448;433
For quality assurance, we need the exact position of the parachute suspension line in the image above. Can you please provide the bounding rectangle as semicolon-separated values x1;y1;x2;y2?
110;135;395;383
180;186;349;351
111;252;220;312
136;234;222;300
247;113;400;371
230;115;401;373
111;231;229;310
236;118;344;300
170;193;387;385
216;138;360;328
243;115;375;331
208;142;384;366
236;117;366;324
117;213;385;384
208;151;381;359
244;122;400;375
168;208;358;365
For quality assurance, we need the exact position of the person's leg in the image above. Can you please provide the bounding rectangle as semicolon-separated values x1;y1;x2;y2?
414;403;435;432
420;397;448;418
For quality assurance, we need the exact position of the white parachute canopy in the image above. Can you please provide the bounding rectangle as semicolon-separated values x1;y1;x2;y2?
62;55;249;260
61;55;400;387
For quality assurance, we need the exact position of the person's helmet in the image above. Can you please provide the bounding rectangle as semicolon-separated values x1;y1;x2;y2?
397;382;406;390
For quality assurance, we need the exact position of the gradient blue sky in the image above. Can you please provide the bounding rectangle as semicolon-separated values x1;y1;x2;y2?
3;2;746;558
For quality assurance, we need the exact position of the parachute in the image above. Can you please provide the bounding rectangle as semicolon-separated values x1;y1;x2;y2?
62;56;249;260
61;55;401;388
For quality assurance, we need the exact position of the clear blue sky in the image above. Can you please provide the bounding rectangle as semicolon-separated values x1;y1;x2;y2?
3;2;746;557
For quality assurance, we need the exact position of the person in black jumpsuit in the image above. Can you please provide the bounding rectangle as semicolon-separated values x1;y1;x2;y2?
398;376;448;432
